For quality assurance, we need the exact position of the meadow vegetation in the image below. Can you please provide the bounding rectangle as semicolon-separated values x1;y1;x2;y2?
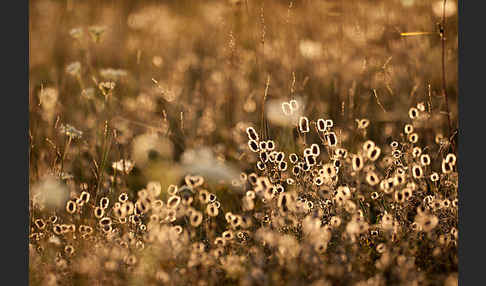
29;0;458;285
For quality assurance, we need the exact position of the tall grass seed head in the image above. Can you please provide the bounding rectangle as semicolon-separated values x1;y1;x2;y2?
299;116;310;133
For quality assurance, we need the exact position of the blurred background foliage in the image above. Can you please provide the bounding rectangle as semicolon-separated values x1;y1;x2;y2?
29;0;457;198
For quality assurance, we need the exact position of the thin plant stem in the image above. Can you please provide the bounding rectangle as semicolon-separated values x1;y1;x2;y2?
60;135;72;174
441;0;453;140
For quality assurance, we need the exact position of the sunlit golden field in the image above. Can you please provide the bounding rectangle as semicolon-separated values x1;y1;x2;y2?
29;0;458;285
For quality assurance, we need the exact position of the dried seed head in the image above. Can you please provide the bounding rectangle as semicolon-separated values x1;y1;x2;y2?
225;212;234;223
181;195;193;206
304;154;316;166
289;100;299;111
352;155;363;171
311;144;320;156
363;140;375;152
66;200;76;214
167;195;181;209
407;149;420;160
246;190;256;199
321;163;336;178
190;211;203;227
394;173;406;186
442;160;454;174
403;188;413;200
100;197;110;209
80;191;90;203
64;245;75;256
411;222;421;231
34;219;46;230
409;133;419;143
409;107;419;119
206;202;219;217
368;146;381;161
282;102;292;115
167;184;178;196
185;175;204;188
222;230;234;240
330;216;341;227
99;217;112;227
325;119;334;128
420;154;431;166
135;199;150;214
412;165;423;179
231;215;243;228
366;172;380;186
292;165;301;176
326;132;337;147
123;201;135;216
435;133;444;144
256;161;266;170
118;192;129;203
333;159;341;168
266;140;275;151
452;198;458;208
199;189;210;203
52;224;63;235
376;243;386;254
114;202;122;210
289;153;298;164
335;148;348;158
416;214;439;232
248;140;259;152
394;190;405;202
317;119;327;131
357;118;370;129
299;117;310;133
248;173;258;185
246;127;259;141
430;172;440;182
259;141;268;151
76;197;85;206
239;172;248;183
404;124;414;134
417;102;426;111
443;199;451;208
94;207;104;218
371;192;379;200
214;237;226;247
305;200;314;210
304;148;312;157
445;153;457;165
49;216;58;224
208;193;217;203
173;225;183;234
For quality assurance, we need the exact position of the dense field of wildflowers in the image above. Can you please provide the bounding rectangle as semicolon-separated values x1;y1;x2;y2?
29;1;458;285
